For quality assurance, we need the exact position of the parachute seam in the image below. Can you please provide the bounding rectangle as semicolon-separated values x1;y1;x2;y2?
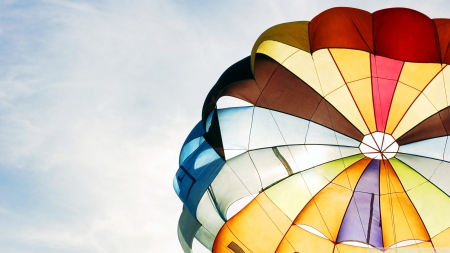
389;66;445;136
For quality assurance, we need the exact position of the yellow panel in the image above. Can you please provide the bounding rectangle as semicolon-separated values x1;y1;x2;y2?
256;40;299;65
385;242;435;253
282;49;323;96
283;225;335;252
407;182;450;238
326;85;370;135
444;66;450;106
264;173;312;221
223;193;292;253
398;62;443;91
295;180;354;240
335;243;383;253
392;93;438;139
329;48;371;83
251;21;310;72
313;49;346;96
385;83;420;134
347;78;377;132
432;227;450;252
423;68;448;110
388;158;427;191
332;157;371;190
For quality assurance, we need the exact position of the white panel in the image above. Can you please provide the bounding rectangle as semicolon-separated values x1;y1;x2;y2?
226;152;262;192
194;227;215;251
335;132;360;147
398;136;448;160
217;107;254;150
429;161;450;196
277;145;302;173
339;146;362;158
249;107;286;150
285;145;315;172
249;148;289;188
224;149;247;160
305;122;338;145
226;194;258;220
395;153;442;179
196;193;225;236
271;110;309;145
305;145;346;167
210;163;254;218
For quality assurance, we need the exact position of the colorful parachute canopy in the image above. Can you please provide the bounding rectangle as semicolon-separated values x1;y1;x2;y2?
174;7;450;253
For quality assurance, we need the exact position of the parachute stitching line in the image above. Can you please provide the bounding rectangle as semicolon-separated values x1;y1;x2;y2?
325;54;375;248
223;223;253;253
385;159;436;251
246;106;264;190
328;48;372;134
389;66;445;136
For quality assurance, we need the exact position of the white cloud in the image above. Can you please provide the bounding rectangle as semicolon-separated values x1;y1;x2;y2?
0;0;448;252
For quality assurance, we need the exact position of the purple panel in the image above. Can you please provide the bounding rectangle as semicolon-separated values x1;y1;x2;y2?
337;160;383;249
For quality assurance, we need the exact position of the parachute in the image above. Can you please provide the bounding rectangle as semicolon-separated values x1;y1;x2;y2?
174;7;450;253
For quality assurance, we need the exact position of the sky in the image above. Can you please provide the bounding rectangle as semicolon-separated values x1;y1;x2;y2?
0;0;449;252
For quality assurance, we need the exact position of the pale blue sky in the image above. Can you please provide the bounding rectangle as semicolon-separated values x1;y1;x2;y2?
0;0;449;252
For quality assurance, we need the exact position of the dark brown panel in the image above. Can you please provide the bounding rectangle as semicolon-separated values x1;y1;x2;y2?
220;79;260;105
204;109;225;158
311;99;364;141
253;54;280;91
256;60;321;119
397;107;450;145
255;57;364;141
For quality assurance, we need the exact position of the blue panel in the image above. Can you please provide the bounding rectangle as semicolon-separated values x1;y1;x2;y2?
174;141;226;217
183;121;205;146
179;137;205;166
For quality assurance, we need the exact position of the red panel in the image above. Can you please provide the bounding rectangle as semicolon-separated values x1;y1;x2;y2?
309;7;373;53
373;8;440;63
434;19;450;64
371;55;404;131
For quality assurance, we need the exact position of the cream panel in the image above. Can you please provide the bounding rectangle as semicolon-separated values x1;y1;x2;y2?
313;49;346;96
325;85;370;135
282;49;323;96
392;94;438;139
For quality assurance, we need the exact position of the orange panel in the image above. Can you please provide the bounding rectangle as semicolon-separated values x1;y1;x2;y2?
379;160;430;248
213;224;249;253
432;227;450;252
379;160;404;195
332;157;372;190
334;243;383;253
217;193;292;253
294;178;354;240
275;238;296;253
384;241;434;253
284;225;335;252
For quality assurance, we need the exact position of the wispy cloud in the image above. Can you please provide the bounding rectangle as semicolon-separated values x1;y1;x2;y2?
0;0;448;252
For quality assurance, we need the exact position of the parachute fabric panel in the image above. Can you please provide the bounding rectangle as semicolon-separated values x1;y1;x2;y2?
174;7;450;253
